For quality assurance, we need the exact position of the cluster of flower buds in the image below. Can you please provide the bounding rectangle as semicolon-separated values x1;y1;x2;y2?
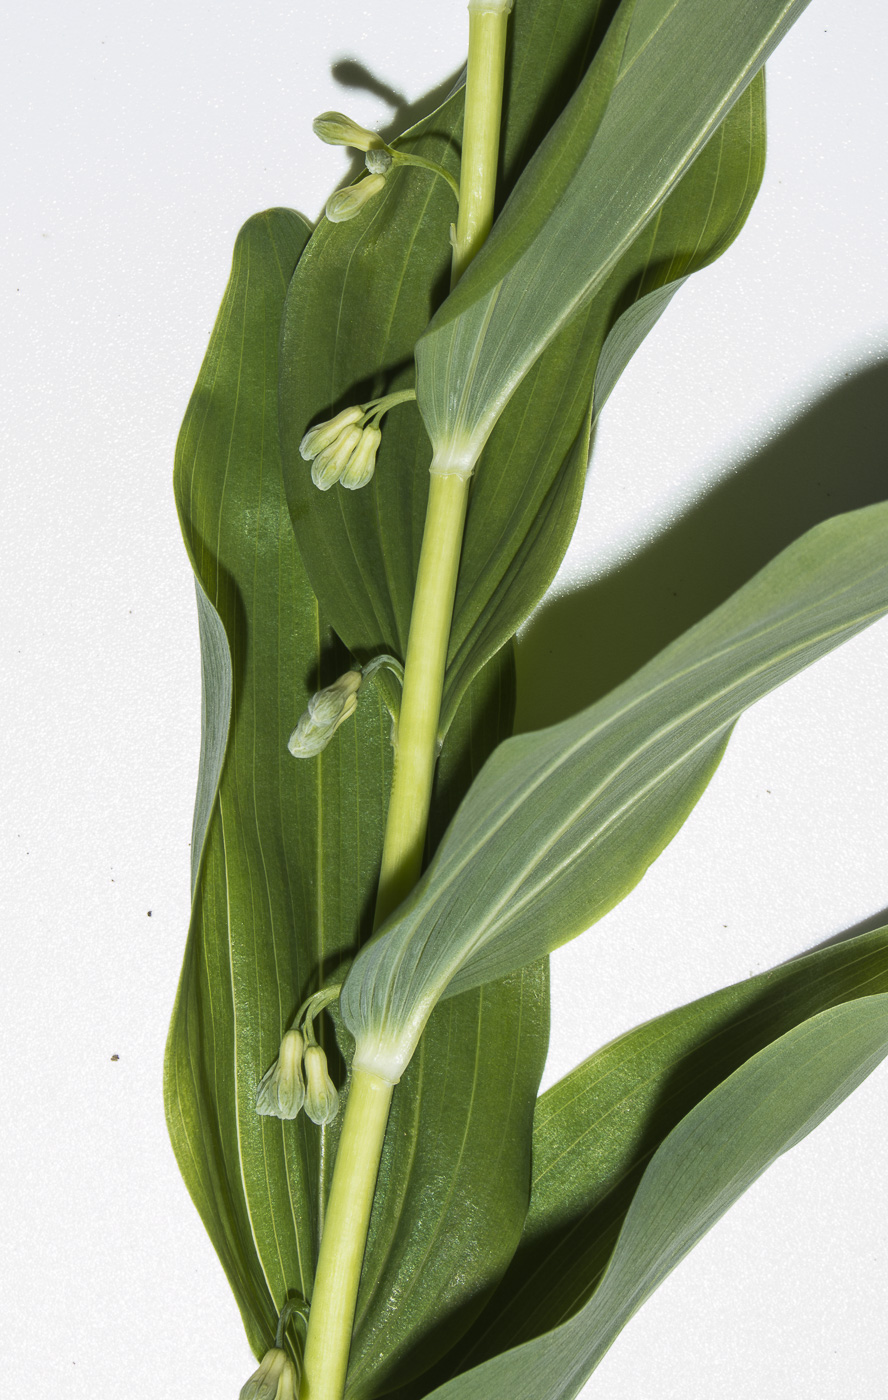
300;405;383;493
287;670;363;758
239;1347;299;1400
300;389;416;494
256;1024;340;1127
313;112;393;223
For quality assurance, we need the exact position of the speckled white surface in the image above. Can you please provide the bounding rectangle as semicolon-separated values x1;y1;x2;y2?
2;2;886;1397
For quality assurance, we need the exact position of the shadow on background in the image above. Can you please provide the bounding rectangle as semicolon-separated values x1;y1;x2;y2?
326;59;465;189
515;360;888;734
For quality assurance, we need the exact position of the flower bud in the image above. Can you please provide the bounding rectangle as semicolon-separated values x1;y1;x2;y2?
326;173;387;224
313;111;382;152
288;671;362;759
303;1045;339;1125
239;1347;299;1400
310;424;363;491
256;1029;305;1119
299;405;364;462
339;426;382;491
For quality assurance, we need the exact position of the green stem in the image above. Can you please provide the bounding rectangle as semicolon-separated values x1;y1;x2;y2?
389;149;461;202
373;469;471;925
374;0;512;925
298;8;511;1398
299;1070;394;1400
451;0;512;287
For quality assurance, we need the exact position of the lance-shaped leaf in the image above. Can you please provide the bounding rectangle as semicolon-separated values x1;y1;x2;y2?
409;992;888;1400
280;0;765;744
442;69;765;733
166;210;549;1375
415;0;811;473
424;924;888;1379
341;504;888;1080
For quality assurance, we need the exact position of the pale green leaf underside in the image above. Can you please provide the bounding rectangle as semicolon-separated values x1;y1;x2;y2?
419;992;888;1400
437;924;888;1377
416;0;809;463
442;69;765;733
342;504;888;1066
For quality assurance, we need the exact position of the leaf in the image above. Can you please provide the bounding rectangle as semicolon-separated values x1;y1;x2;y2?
442;69;766;733
415;0;810;469
411;991;888;1400
350;653;552;1400
349;960;549;1399
279;0;765;743
438;924;888;1375
341;504;888;1076
165;210;549;1379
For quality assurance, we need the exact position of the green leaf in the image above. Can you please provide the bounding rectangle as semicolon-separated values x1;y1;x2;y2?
349;960;549;1399
280;0;764;744
341;504;888;1076
166;210;549;1377
415;0;810;470
411;991;888;1400
442;69;765;733
439;924;888;1374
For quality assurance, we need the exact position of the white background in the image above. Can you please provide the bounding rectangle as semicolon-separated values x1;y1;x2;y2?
2;1;887;1397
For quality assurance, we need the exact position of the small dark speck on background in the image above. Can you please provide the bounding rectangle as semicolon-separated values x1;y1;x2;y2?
147;910;152;916
111;1054;119;1061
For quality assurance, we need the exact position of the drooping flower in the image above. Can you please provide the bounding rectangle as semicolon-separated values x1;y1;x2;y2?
299;405;364;462
312;111;382;152
256;1029;306;1119
303;1045;340;1125
288;672;363;759
238;1347;299;1400
339;426;383;491
326;173;387;224
310;424;363;491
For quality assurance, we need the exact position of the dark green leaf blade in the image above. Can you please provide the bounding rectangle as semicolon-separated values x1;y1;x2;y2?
278;0;620;668
165;207;395;1352
167;212;550;1381
444;924;888;1373
350;961;549;1399
341;504;888;1072
413;991;888;1400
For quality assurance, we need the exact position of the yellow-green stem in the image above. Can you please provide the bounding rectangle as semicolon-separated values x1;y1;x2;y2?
451;0;512;287
299;1070;394;1400
373;469;470;926
300;8;511;1399
374;0;512;925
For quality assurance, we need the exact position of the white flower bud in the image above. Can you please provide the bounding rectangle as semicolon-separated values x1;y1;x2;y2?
299;405;364;462
310;424;363;491
256;1029;305;1119
312;111;382;152
303;1045;340;1125
288;671;363;759
339;426;382;491
239;1347;299;1400
326;174;387;224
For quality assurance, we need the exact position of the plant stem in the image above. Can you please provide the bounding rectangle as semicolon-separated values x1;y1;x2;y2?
299;8;511;1397
372;469;470;925
374;0;512;926
451;0;512;287
299;1070;394;1400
